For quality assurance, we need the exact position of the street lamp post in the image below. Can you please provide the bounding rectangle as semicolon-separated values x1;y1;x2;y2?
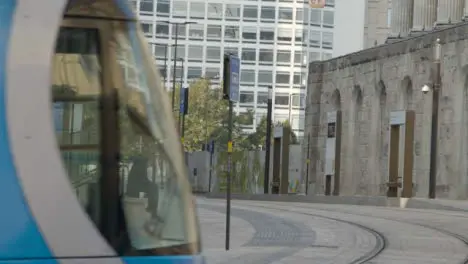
263;86;273;194
160;20;197;113
428;38;442;199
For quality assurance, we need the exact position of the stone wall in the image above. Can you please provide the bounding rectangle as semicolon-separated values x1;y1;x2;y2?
303;23;468;199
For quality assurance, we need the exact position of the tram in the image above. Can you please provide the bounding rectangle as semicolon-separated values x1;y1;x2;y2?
0;0;203;263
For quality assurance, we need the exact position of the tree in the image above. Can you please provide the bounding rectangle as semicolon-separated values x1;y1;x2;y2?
168;78;253;152
244;117;299;149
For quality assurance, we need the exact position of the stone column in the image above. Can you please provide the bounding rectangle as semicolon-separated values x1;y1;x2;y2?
464;0;468;19
412;0;437;32
436;0;464;24
389;0;414;38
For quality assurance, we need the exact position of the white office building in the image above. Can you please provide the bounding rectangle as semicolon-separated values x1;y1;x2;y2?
130;0;335;139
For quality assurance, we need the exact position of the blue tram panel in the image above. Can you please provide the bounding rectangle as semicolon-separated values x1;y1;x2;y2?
0;0;204;263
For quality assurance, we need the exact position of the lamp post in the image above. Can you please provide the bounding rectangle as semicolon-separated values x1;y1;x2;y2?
427;38;442;199
159;20;197;113
263;85;273;194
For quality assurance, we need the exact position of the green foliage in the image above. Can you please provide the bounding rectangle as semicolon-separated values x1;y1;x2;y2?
168;78;254;152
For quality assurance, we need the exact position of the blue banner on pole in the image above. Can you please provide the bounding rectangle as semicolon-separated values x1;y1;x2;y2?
229;55;240;102
179;87;186;114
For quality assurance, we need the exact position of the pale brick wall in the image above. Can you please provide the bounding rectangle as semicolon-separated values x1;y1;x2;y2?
303;23;468;199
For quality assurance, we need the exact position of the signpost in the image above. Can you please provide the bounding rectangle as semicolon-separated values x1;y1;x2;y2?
208;140;215;193
223;54;240;251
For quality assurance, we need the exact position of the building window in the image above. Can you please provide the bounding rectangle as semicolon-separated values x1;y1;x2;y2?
293;72;302;85
258;70;272;84
207;25;222;40
295;8;303;22
242;27;257;43
310;9;321;26
241;48;256;63
172;24;186;38
141;22;153;37
240;91;255;104
187;67;202;79
309;51;320;62
225;4;241;20
260;6;275;21
291;94;306;108
206;46;221;62
276;50;290;65
241;69;255;84
172;1;187;18
205;67;220;79
171;45;186;58
275;93;289;106
208;3;223;19
156;0;170;16
278;7;293;21
259;49;273;64
257;92;268;106
224;47;238;56
259;28;274;43
277;28;292;43
323;52;332;60
140;0;153;14
154;45;168;59
188;24;204;40
188;45;204;61
323;10;334;27
190;2;205;19
224;26;239;41
294;29;303;42
155;24;169;38
243;5;258;21
322;32;333;49
294;51;305;65
175;66;183;78
275;72;290;84
309;30;321;47
326;0;335;7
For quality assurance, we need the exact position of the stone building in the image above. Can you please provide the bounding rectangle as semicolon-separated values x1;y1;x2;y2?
302;0;468;199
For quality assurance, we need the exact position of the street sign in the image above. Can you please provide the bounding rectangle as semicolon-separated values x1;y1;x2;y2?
229;55;240;102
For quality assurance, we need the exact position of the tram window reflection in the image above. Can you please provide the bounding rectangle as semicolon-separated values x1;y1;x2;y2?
51;27;102;226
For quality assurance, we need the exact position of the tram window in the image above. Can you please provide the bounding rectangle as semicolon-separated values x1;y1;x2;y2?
51;27;102;226
114;25;197;255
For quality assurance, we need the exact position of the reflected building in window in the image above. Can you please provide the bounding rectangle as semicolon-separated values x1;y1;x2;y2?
130;0;335;139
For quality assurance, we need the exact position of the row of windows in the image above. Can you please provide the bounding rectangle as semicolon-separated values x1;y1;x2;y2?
239;91;306;107
144;24;334;49
238;111;305;130
134;0;334;27
158;64;307;87
152;44;332;65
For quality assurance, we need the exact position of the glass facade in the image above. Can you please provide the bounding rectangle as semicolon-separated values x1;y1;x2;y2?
131;0;335;138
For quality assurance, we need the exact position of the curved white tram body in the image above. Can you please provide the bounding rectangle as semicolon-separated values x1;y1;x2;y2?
0;0;204;263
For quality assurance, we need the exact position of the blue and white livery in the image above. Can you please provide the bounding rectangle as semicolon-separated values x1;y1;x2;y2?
0;0;204;263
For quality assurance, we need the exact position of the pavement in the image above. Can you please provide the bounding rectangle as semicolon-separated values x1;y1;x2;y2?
197;197;468;264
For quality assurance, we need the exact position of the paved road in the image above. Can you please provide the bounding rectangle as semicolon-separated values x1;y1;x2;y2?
196;198;468;264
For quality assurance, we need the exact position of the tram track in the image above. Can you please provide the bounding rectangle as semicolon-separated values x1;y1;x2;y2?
246;202;468;264
242;203;387;264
